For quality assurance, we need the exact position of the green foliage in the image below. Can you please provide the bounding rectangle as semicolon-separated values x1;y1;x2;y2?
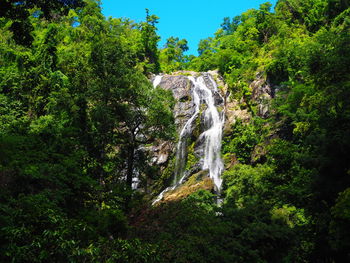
191;2;350;260
271;204;309;228
159;36;190;72
133;191;297;263
185;141;198;171
223;163;274;206
140;9;161;74
0;0;85;46
0;1;174;261
329;188;350;257
1;0;350;261
222;119;262;164
131;195;229;263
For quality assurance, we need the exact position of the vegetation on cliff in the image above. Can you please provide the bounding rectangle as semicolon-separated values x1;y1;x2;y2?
1;0;350;262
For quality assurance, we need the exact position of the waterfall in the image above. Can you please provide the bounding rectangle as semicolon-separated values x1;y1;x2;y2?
187;75;224;191
152;73;224;204
174;79;200;184
153;75;163;88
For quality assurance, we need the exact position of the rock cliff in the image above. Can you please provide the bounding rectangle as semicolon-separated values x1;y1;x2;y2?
147;70;270;203
151;71;226;203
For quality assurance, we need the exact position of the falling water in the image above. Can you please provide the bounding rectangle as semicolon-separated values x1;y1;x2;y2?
152;77;199;205
152;73;224;204
153;75;163;88
188;75;224;191
174;78;200;184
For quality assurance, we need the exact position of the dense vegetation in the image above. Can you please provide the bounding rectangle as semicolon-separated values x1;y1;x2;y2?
1;0;349;262
0;1;175;261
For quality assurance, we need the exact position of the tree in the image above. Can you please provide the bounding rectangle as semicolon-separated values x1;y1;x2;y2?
0;0;85;46
87;29;174;190
140;9;160;74
220;15;241;35
197;37;213;56
256;2;277;43
159;36;189;72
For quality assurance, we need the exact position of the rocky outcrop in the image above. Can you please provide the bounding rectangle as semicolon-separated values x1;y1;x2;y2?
150;70;278;202
224;98;251;135
150;71;226;202
147;70;280;203
155;75;195;129
154;71;225;130
161;170;213;202
150;141;173;165
250;72;273;118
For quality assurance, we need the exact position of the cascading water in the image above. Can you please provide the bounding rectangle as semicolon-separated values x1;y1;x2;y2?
174;80;200;184
187;75;224;191
153;75;163;88
152;73;224;204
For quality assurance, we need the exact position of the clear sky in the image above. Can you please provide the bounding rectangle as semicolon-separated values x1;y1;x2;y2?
101;0;278;55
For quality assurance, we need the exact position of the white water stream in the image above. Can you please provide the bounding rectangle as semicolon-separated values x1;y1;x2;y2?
189;75;224;190
152;74;224;205
153;75;163;88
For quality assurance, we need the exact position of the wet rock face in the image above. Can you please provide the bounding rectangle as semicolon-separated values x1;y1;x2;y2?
153;71;226;132
156;75;195;129
151;71;226;201
151;141;172;165
155;73;225;137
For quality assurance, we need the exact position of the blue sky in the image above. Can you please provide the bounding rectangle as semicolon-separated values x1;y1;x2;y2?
101;0;277;55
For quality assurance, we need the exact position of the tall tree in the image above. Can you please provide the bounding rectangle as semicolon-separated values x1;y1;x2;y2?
159;36;189;72
140;8;160;74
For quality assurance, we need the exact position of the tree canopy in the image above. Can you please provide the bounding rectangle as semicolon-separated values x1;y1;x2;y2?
1;0;350;262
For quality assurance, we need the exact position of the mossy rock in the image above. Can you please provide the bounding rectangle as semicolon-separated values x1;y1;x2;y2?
184;170;209;186
223;153;238;169
186;79;192;91
192;115;201;139
200;103;208;113
251;143;267;164
185;141;199;170
162;174;214;203
151;157;176;195
176;114;187;119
